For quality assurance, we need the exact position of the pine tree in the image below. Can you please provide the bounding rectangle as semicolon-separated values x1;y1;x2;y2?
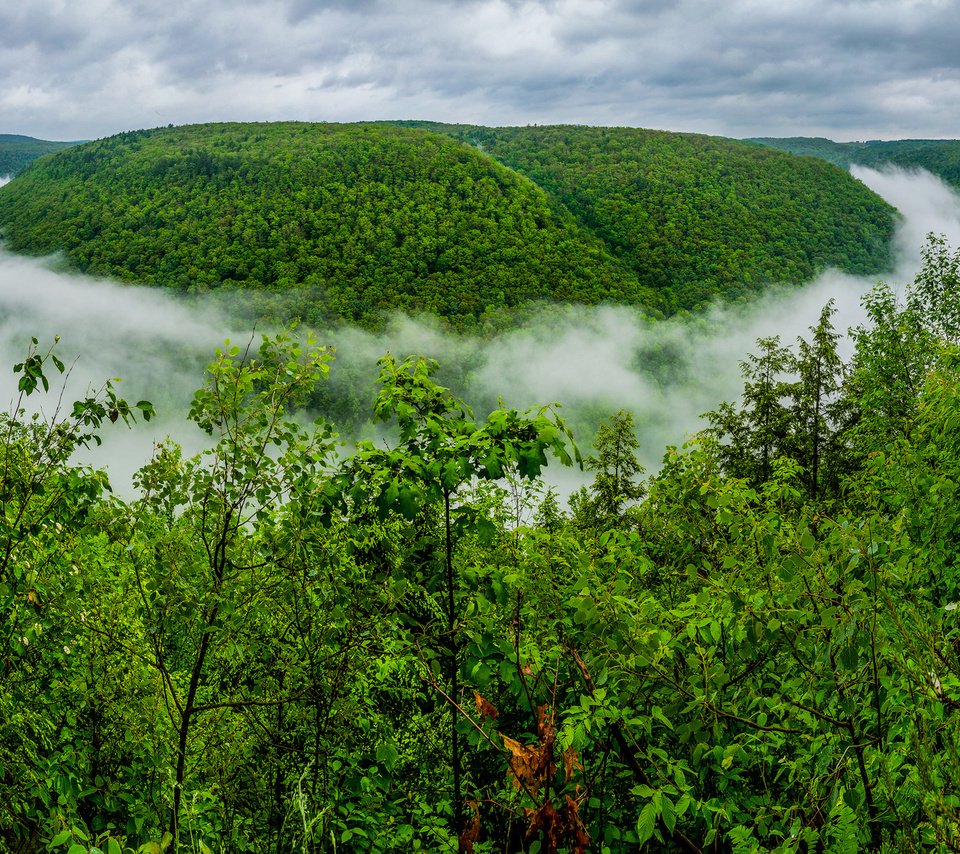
571;410;645;529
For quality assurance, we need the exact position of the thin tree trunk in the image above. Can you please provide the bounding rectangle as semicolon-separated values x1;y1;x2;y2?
444;489;462;842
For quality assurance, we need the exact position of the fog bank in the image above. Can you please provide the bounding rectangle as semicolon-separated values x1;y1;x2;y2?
1;166;958;496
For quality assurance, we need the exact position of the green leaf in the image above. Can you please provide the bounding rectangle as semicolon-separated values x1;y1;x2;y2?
376;742;400;769
661;795;677;834
842;787;862;810
637;801;657;846
50;830;73;847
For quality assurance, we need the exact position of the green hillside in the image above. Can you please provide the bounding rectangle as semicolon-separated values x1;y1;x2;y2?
0;122;896;325
397;123;897;312
749;136;960;188
0;123;643;328
0;133;81;177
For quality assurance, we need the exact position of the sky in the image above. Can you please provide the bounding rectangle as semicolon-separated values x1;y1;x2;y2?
1;0;958;142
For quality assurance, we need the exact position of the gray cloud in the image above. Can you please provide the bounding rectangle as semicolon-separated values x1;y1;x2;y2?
0;0;958;140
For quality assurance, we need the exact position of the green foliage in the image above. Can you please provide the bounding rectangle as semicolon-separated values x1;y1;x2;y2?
9;238;960;852
749;135;960;189
0;134;80;178
0;123;635;330
570;410;645;532
705;300;850;501
321;353;580;843
0;121;896;328
415;123;896;312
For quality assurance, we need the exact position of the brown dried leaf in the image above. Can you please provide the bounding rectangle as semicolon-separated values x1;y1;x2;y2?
458;800;480;853
562;794;591;854
527;800;562;854
563;746;584;784
502;733;540;794
474;691;499;723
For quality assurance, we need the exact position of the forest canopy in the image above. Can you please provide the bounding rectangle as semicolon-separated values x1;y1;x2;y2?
395;122;898;313
748;136;960;189
0;122;896;327
0;134;80;179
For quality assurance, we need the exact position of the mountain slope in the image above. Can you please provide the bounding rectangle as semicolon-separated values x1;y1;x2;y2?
395;123;897;312
0;123;644;328
748;137;960;189
0;122;897;325
0;134;82;177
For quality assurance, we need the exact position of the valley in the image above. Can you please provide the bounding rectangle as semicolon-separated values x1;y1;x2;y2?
3;122;960;853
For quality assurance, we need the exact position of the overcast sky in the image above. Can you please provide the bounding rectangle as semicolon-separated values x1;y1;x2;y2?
1;0;958;143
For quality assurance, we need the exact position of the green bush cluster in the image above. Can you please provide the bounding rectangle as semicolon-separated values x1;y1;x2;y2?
4;239;960;852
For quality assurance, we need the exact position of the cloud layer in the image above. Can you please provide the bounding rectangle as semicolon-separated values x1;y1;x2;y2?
1;0;959;141
2;166;958;499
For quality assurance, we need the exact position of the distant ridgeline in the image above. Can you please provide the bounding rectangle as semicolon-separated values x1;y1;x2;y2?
0;122;895;328
747;137;960;189
0;134;81;177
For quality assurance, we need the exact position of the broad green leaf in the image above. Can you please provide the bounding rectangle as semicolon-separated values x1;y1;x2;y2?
50;830;73;847
637;801;658;846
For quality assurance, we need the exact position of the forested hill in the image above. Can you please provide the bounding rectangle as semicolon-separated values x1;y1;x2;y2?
748;136;960;188
0;122;895;326
394;123;896;312
0;133;81;177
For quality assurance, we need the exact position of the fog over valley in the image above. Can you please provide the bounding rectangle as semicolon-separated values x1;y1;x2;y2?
1;165;959;497
8;0;960;844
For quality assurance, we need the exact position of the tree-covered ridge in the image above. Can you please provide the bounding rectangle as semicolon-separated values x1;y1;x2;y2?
393;122;897;312
0;123;642;329
0;121;895;326
748;136;960;188
0;134;81;177
6;239;960;852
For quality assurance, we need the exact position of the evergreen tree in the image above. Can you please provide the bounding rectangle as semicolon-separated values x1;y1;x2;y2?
790;299;845;500
706;336;796;486
571;410;645;530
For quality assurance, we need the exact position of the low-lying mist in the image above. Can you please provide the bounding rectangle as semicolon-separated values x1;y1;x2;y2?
1;165;958;498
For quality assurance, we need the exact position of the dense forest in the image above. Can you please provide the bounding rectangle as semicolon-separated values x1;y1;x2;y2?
0;122;896;326
0;135;80;179
4;236;960;852
394;123;897;312
748;137;960;189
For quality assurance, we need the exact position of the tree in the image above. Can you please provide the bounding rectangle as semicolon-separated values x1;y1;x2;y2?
705;335;796;487
127;330;336;845
323;353;578;843
790;299;845;501
845;235;960;460
0;337;153;850
570;410;645;531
